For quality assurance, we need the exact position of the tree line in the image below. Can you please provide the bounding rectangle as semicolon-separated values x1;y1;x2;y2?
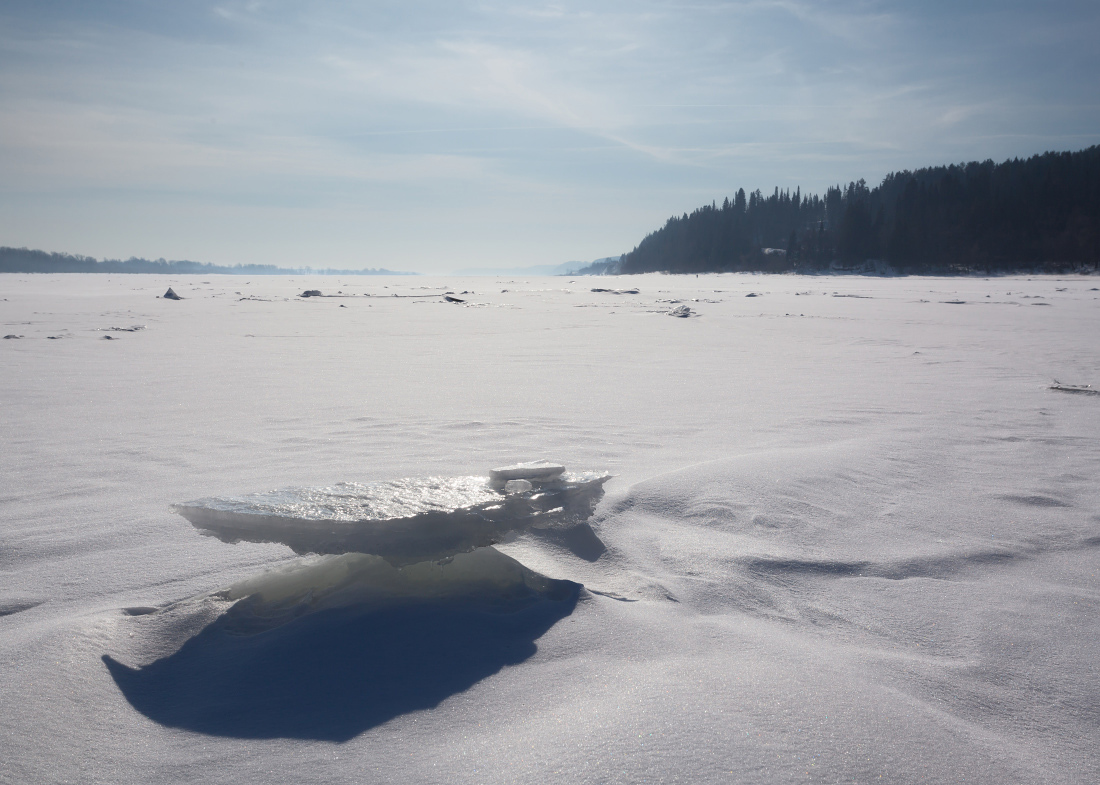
0;246;412;275
618;146;1100;275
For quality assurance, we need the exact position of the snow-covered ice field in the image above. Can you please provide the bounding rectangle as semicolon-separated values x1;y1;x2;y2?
2;272;1098;784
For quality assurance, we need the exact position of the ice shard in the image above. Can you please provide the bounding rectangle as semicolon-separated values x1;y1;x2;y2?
174;466;610;567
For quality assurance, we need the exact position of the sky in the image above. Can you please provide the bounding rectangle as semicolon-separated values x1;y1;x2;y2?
1;1;1098;273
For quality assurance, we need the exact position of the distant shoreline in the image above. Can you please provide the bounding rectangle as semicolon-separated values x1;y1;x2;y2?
0;246;417;276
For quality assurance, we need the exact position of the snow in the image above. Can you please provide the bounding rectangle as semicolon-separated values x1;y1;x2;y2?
1;272;1099;783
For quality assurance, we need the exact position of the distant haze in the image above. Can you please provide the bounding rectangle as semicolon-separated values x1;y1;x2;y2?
1;1;1098;273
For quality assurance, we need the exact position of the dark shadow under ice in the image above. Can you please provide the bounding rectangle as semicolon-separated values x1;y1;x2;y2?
103;585;579;742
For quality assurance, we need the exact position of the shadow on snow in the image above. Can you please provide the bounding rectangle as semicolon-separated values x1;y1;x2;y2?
103;586;579;742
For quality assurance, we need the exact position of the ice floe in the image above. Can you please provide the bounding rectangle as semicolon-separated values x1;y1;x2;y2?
174;465;610;567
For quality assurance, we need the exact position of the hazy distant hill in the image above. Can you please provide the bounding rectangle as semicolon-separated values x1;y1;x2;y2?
452;260;586;276
568;256;622;275
453;257;623;276
0;247;415;275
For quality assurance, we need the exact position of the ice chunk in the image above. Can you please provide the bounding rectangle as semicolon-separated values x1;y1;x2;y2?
173;470;609;567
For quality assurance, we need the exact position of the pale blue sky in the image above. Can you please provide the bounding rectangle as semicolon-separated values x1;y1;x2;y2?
2;1;1098;272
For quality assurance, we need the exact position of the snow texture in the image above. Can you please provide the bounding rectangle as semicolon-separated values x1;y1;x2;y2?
2;272;1099;784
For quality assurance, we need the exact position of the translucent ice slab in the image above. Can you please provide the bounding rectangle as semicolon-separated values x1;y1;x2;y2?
174;469;610;567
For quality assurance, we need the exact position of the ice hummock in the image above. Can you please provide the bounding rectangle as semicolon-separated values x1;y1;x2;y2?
173;467;610;567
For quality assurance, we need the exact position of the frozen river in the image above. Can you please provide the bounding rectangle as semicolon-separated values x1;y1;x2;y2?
2;272;1098;783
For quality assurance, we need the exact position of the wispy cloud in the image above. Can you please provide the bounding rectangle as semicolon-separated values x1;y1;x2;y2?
1;0;1098;270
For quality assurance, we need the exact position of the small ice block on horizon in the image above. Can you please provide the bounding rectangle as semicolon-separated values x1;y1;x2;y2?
489;461;566;485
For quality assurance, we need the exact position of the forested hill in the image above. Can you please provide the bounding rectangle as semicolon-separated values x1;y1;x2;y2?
619;146;1100;275
0;247;413;275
